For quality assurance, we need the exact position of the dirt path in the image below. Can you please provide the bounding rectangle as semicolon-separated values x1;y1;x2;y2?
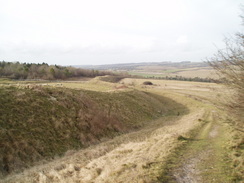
173;122;216;183
171;111;231;183
173;151;207;183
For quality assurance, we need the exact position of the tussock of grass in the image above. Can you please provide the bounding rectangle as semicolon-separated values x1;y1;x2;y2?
177;135;189;141
227;127;244;182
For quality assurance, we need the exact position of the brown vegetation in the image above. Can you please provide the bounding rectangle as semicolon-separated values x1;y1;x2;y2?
99;75;126;83
208;12;244;182
143;81;153;85
208;23;244;129
0;85;186;178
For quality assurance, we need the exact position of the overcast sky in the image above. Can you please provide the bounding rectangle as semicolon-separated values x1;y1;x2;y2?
0;0;243;65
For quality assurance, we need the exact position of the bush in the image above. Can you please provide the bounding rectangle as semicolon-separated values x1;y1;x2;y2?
143;81;153;85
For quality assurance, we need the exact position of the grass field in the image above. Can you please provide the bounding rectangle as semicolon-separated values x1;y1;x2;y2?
1;77;242;183
129;66;219;79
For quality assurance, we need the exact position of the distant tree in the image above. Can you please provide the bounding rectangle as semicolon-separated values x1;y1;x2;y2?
0;61;117;80
49;67;56;78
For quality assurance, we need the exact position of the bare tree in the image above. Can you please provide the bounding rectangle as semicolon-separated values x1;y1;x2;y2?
208;14;244;128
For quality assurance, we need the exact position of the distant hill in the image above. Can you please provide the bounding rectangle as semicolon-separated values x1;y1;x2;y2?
75;61;217;80
75;61;209;71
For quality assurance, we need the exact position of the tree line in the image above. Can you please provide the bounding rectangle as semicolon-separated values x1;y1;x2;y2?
0;61;115;80
144;75;217;83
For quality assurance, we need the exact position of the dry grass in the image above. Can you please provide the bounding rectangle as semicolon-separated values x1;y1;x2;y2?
0;77;119;92
0;79;187;179
173;68;219;79
3;89;205;183
130;66;219;79
1;78;242;182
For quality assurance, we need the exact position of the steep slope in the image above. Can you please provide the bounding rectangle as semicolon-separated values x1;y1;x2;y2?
0;86;187;177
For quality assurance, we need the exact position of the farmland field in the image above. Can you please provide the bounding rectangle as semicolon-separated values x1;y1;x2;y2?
80;61;219;79
129;66;218;79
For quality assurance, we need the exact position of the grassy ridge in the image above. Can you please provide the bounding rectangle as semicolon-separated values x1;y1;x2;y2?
0;86;187;177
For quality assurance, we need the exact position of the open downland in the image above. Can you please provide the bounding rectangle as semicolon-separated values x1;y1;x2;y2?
1;78;241;182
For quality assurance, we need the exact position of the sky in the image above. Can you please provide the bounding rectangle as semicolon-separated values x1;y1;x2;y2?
0;0;243;65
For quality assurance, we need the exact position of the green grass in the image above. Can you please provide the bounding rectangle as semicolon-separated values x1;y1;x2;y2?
128;72;167;78
128;69;197;78
129;69;188;77
0;78;15;84
161;69;181;73
154;110;235;183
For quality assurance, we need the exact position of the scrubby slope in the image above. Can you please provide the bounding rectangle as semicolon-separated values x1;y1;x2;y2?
0;86;187;177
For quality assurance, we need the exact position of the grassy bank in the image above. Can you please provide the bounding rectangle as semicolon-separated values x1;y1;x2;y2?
0;85;187;177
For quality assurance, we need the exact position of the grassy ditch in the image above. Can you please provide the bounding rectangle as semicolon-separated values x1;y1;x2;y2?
0;85;187;177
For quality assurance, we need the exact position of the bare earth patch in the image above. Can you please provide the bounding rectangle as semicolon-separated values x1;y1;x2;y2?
173;149;212;183
172;120;226;183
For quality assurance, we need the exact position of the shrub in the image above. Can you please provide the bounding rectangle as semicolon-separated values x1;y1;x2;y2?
143;81;153;85
208;16;244;128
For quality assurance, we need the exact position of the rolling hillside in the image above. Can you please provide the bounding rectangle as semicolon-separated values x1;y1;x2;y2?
77;61;218;80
